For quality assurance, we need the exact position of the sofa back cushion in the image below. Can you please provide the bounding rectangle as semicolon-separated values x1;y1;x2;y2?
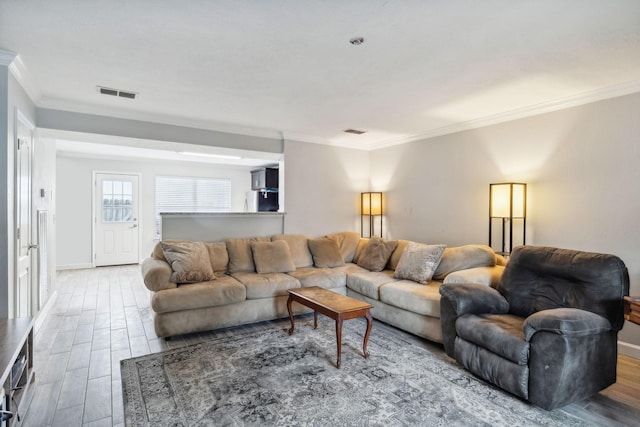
386;240;411;270
204;242;229;273
226;237;271;273
308;238;345;268
161;241;216;284
250;240;296;274
433;245;496;280
498;245;629;330
271;234;313;268
326;231;361;263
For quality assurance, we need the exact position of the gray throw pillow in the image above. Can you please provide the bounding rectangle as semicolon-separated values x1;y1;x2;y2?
394;242;446;284
357;236;398;272
251;240;296;274
308;238;345;268
161;241;216;284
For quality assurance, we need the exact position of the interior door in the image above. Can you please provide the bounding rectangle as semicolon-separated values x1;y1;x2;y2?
15;114;33;318
95;173;140;266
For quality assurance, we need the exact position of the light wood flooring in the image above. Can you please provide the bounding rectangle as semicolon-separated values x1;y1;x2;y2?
17;265;640;426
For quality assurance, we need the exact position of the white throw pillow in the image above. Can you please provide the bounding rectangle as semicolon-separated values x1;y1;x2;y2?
394;242;446;284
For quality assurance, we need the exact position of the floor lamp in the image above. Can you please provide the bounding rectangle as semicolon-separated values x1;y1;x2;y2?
489;183;526;256
361;192;383;238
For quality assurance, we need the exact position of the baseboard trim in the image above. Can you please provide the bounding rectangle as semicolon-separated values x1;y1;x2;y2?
35;290;58;334
618;340;640;359
57;263;93;271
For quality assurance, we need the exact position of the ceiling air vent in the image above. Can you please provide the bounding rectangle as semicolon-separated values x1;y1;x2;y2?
343;129;367;135
97;86;138;100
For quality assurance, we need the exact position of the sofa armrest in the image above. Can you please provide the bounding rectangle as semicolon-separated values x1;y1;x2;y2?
141;257;177;292
443;265;505;287
439;283;509;316
523;308;612;341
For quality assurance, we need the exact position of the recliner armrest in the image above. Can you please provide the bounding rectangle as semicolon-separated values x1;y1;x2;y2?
439;283;509;316
523;308;612;341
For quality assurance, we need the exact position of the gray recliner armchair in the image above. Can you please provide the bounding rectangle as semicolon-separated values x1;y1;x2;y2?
439;245;629;410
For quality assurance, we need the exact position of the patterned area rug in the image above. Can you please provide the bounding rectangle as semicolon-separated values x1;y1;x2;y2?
121;317;587;426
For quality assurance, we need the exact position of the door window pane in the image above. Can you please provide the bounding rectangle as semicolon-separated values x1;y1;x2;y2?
103;179;135;223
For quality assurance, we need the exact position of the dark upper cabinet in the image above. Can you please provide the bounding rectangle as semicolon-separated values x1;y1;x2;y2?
251;167;279;190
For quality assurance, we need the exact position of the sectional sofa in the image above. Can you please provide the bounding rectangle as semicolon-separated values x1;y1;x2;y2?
141;231;506;342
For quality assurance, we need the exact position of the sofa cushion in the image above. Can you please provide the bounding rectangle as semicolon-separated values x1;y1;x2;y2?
161;241;215;284
386;240;411;271
352;238;369;264
433;245;496;280
151;275;246;313
308;238;345;268
443;265;505;287
226;237;270;273
231;272;301;299
394;243;446;284
287;267;346;289
357;236;398;272
456;314;529;365
347;270;397;300
271;234;313;268
379;280;442;316
251;240;296;274
204;242;229;273
326;231;361;263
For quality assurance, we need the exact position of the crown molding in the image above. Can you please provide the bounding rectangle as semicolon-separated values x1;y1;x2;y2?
8;54;41;103
366;79;640;150
0;49;17;66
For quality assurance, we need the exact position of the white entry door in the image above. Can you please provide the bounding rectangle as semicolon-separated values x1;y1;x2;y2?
15;112;34;318
95;173;140;266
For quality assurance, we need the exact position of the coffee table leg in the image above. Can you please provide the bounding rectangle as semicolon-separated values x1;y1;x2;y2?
363;310;373;359
335;317;343;369
287;296;295;335
314;311;318;329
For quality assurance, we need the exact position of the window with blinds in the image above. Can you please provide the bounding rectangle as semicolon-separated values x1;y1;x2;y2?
155;176;232;237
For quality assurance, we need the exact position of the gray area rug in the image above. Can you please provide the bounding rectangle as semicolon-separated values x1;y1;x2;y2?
121;318;587;426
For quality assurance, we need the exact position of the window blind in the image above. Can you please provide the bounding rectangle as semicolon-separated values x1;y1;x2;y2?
155;176;232;237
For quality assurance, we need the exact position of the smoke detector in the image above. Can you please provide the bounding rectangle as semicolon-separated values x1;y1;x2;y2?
97;86;138;99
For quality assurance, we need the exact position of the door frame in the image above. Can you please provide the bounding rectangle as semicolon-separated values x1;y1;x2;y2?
91;171;142;267
13;108;35;319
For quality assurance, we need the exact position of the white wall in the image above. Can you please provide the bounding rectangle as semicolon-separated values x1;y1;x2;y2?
32;136;57;306
283;140;370;237
56;155;255;268
371;92;640;350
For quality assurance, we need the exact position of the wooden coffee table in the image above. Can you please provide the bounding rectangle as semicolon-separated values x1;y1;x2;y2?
287;287;373;368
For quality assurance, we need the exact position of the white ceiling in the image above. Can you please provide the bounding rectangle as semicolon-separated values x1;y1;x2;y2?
2;0;640;152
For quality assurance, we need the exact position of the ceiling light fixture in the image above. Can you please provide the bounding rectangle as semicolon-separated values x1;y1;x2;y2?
344;129;367;135
349;37;364;45
179;151;242;160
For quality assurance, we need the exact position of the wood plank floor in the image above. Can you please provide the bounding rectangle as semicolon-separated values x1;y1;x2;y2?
19;265;640;426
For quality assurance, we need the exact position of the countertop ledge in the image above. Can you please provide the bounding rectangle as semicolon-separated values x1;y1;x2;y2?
160;212;285;216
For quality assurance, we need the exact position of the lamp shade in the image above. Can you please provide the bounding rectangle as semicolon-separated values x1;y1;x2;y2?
490;183;526;218
361;192;383;215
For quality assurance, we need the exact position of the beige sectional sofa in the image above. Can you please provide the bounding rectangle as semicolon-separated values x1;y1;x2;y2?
141;231;506;342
